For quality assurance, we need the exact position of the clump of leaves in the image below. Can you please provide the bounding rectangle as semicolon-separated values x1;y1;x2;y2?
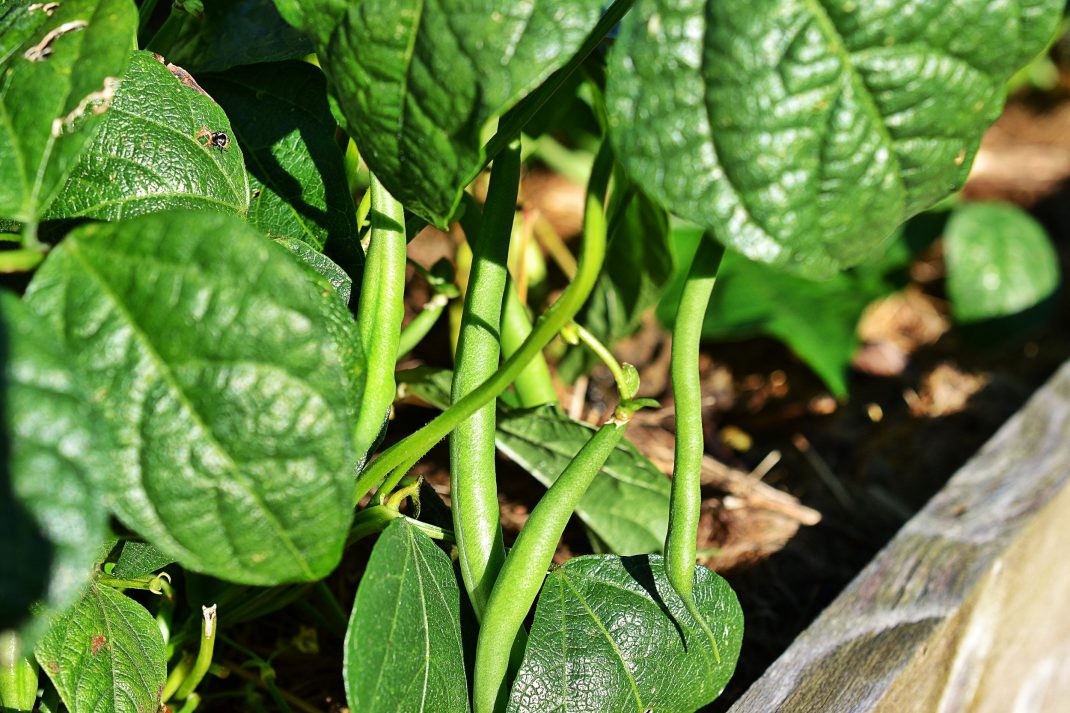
0;1;1061;712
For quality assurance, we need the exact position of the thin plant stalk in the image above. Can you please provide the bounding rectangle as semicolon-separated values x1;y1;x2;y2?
562;322;639;401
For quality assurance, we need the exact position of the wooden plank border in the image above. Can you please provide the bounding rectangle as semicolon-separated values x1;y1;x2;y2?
728;361;1070;713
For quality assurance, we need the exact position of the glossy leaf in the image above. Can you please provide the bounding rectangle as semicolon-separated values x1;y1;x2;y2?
149;0;311;73
607;0;1062;278
35;584;166;713
398;369;671;556
0;0;136;222
507;555;743;713
47;50;250;220
559;189;673;381
280;0;605;226
275;236;353;304
0;292;110;642
110;542;174;580
944;202;1060;324
344;519;467;713
202;61;358;252
24;210;366;585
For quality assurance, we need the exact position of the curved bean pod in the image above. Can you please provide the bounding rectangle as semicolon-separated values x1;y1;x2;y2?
473;416;630;713
666;233;725;658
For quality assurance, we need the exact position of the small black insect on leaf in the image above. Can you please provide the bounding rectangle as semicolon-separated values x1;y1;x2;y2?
196;125;230;154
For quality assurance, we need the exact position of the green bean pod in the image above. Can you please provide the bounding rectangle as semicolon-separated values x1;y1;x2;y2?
395;292;447;359
500;279;558;408
473;416;630;713
665;233;725;657
451;140;521;617
352;175;407;466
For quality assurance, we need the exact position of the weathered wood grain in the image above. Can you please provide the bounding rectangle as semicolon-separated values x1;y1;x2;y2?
728;361;1070;713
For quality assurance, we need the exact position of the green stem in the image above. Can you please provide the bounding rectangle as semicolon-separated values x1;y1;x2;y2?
562;322;638;402
500;280;558;407
665;233;725;661
348;504;454;544
264;678;296;713
473;414;635;713
532;218;577;280
19;221;39;251
396;292;448;359
353;175;407;459
347;504;402;544
354;144;614;504
402;517;454;542
384;478;421;509
96;571;170;594
450;140;520;618
173;605;218;700
531;135;593;187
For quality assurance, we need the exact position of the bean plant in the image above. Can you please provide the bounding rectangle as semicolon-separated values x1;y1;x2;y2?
0;0;1060;712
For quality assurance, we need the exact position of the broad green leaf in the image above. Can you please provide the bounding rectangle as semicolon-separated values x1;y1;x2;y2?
397;366;456;409
559;189;673;382
275;237;353;304
0;632;38;712
944;202;1060;324
110;542;174;580
607;0;1063;278
344;519;467;713
35;584;166;713
148;0;311;73
284;0;605;226
507;555;743;713
201;61;359;254
25;210;367;585
0;0;136;223
398;369;671;556
46;50;250;220
0;292;110;642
